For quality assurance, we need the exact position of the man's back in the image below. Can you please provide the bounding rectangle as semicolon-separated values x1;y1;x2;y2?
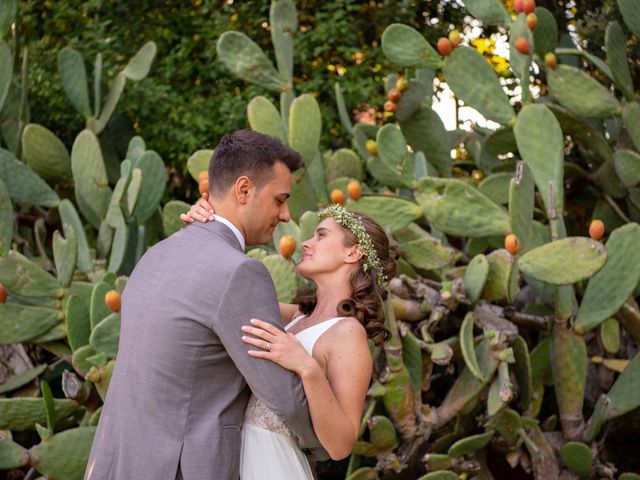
85;221;317;480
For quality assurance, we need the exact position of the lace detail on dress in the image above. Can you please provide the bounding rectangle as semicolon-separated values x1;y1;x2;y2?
244;395;293;438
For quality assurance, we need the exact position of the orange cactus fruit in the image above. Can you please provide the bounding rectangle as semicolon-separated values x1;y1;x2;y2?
505;234;520;255
330;189;346;205
387;88;402;103
0;283;7;303
448;30;461;47
513;0;523;13
589;219;605;241
522;0;536;14
278;235;296;259
198;170;208;182
347;180;362;201
514;37;530;55
366;139;378;156
105;290;121;313
395;77;409;92
437;37;453;56
544;52;557;69
198;179;209;195
526;13;537;30
383;100;397;113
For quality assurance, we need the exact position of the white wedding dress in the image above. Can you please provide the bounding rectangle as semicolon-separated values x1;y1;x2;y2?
239;315;346;480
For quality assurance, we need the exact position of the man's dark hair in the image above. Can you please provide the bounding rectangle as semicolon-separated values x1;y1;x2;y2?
208;129;303;197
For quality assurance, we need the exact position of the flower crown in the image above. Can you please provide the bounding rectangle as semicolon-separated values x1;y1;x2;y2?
318;204;388;286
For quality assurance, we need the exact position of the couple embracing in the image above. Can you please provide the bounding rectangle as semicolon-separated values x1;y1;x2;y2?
85;129;398;479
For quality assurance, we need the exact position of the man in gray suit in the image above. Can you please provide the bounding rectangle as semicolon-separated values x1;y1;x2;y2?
85;130;323;479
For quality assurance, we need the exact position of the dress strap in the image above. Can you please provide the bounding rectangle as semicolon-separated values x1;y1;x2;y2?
285;313;306;331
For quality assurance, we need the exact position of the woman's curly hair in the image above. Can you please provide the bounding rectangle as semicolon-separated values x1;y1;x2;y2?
297;212;399;345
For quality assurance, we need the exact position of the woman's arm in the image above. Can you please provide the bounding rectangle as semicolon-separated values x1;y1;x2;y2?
241;318;372;460
278;302;300;325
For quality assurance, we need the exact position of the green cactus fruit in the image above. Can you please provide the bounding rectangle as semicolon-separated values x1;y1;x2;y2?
352;123;379;159
186;149;213;182
417;470;458;480
53;224;77;287
324;148;363;182
511;335;533;410
89;312;121;358
87;359;115;400
0;148;59;207
478;172;512;205
395;80;427;121
518;237;606;285
381;23;441;69
247;96;287;143
481;249;519;302
345;195;421;232
162;200;190;237
551;324;587;440
345;467;379;480
416;177;510;237
617;0;640;37
394;223;460;271
447;429;495;457
0;179;12;255
29;426;96;480
92;72;126;135
436;338;498;427
367;415;399;451
533;7;558;58
58;199;92;273
464;254;489;303
0;364;46;395
443;47;516;126
0;398;78;431
21;124;72;184
122;41;157;81
0;250;62;298
509;14;533;88
217;31;288;92
57;47;92;118
613;150;640;188
462;0;510;26
575;223;640;333
71;129;112;228
514;104;564;217
334;82;353;133
398;105;452;177
559;442;592;479
460;313;484;382
270;0;297;81
134;150;166;224
0;432;30;469
289;93;322;165
605;22;634;101
600;317;620;354
66;293;91;353
622;102;640;153
422;453;453;471
260;254;298;303
603;353;640;421
547;64;621;118
71;344;98;377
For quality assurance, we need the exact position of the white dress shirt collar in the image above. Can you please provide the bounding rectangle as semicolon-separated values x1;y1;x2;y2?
213;214;246;251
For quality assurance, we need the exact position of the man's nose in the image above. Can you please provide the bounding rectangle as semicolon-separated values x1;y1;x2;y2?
279;203;291;223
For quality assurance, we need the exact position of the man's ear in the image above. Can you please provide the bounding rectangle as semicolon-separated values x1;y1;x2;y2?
234;176;252;204
345;244;364;264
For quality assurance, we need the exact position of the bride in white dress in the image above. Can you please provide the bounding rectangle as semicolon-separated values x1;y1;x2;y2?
237;205;398;479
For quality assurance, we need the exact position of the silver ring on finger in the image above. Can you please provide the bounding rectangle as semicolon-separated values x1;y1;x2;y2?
266;342;272;351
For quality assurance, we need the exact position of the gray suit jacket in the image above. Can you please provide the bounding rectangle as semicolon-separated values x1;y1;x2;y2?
85;221;323;480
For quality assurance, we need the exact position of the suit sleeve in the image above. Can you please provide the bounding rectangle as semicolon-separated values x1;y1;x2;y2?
214;258;326;456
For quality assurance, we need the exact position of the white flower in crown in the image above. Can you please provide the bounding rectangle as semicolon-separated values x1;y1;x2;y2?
317;204;388;286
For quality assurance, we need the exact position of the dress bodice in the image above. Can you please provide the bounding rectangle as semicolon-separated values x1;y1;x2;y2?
244;315;347;437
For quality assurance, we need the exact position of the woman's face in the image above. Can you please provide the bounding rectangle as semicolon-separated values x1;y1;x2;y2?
297;218;357;280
